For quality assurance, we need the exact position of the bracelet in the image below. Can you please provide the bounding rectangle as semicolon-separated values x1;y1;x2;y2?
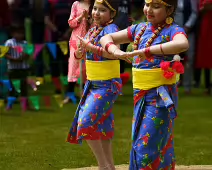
100;47;103;56
105;42;115;54
160;44;165;55
74;51;84;60
144;47;151;58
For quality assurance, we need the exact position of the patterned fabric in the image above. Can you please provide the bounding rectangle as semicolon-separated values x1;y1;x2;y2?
68;1;88;82
128;22;186;169
5;38;29;70
85;24;119;61
67;24;122;144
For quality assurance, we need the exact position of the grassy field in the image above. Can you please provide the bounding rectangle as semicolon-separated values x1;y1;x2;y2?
0;81;212;170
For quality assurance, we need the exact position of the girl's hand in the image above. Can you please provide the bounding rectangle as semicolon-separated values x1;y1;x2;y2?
113;49;132;63
77;10;88;23
77;41;84;54
129;49;146;60
77;35;90;50
81;10;88;18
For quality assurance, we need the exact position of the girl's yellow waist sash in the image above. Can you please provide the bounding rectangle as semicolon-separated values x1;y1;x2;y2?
86;60;120;81
132;67;179;90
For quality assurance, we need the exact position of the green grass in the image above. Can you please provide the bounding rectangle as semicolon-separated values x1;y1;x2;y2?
0;81;212;170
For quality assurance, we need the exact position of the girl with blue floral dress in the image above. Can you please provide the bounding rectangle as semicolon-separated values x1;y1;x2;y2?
66;0;130;169
100;0;189;169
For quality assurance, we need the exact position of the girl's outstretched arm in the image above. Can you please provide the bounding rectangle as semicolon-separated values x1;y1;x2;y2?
131;34;189;58
77;36;131;63
100;29;131;54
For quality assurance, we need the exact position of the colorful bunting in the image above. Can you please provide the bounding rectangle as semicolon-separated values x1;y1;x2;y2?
14;46;23;53
0;46;9;58
0;40;69;60
54;94;63;108
12;80;21;93
7;96;17;109
60;76;68;85
57;41;68;55
29;96;40;110
27;79;37;91
33;44;43;59
0;100;5;109
24;44;34;55
47;43;57;59
45;76;51;83
1;80;12;91
43;96;51;107
77;78;81;85
20;97;27;112
36;77;44;85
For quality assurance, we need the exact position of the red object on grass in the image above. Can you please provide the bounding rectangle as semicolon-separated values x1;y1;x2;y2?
43;96;51;107
120;72;130;86
52;77;62;90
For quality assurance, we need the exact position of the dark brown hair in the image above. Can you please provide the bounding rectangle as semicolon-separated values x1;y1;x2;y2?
91;0;119;18
101;0;119;15
163;0;178;8
163;0;178;17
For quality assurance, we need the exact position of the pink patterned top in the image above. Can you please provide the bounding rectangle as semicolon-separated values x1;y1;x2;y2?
68;1;88;82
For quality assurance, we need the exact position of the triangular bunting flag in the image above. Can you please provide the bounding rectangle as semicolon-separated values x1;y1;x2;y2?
69;40;77;50
47;43;57;59
29;96;40;110
36;77;44;85
0;100;5;109
33;44;43;59
1;80;12;91
24;44;34;55
20;97;27;111
12;80;21;93
27;79;37;91
14;46;23;53
7;96;17;109
77;78;81;85
57;41;68;55
54;95;63;108
43;96;51;107
60;76;68;85
0;46;9;58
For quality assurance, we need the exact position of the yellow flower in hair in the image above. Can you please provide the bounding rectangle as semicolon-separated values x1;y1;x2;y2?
145;0;152;3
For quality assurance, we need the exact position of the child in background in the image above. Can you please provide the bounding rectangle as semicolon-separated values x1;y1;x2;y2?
5;21;30;110
64;0;91;104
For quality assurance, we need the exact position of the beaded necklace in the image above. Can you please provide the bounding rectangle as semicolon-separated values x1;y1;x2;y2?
133;23;167;51
88;26;104;45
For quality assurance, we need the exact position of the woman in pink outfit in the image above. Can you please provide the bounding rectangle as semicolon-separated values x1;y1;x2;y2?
64;0;91;104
